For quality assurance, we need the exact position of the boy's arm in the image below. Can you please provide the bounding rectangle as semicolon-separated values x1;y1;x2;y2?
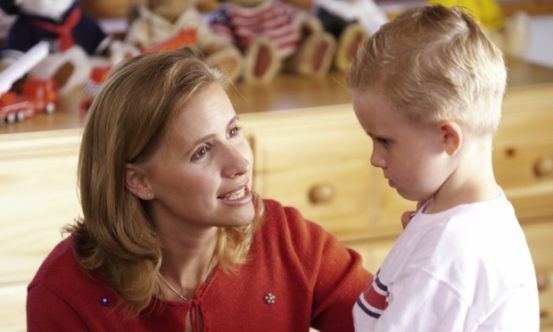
475;285;540;332
367;270;468;331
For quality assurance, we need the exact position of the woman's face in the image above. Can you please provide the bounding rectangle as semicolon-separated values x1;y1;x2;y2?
134;83;255;230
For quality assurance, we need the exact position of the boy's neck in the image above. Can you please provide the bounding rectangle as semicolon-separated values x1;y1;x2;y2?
425;139;500;214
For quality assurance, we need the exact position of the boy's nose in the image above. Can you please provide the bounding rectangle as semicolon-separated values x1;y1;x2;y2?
370;151;386;168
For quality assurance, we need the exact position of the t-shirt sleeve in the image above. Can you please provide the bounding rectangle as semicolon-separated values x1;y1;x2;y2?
27;283;87;331
354;269;468;331
474;285;540;332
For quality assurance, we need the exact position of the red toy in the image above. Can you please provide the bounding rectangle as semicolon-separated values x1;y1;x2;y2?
0;41;59;125
0;91;34;124
80;30;197;113
0;78;58;124
80;66;110;114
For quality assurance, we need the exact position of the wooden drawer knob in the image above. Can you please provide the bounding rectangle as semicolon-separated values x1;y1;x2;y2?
537;270;549;292
534;157;553;178
309;183;334;204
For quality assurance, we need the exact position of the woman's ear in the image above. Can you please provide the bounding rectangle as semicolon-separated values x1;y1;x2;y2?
125;164;154;200
437;121;463;156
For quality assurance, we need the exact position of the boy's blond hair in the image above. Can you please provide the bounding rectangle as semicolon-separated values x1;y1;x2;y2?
349;5;506;136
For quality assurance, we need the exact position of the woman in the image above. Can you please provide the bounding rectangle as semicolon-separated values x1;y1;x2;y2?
26;48;371;331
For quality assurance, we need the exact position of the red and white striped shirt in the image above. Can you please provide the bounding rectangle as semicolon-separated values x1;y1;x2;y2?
211;0;305;58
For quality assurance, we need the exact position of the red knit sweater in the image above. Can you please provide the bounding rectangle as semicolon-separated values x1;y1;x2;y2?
27;199;372;331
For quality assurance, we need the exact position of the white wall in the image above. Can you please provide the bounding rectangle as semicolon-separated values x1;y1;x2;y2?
522;15;553;68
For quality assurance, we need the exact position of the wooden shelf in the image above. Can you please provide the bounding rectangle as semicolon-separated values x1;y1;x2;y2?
1;57;553;135
501;1;553;17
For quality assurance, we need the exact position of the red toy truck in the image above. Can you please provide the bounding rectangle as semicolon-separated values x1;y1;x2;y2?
0;41;58;125
0;91;33;124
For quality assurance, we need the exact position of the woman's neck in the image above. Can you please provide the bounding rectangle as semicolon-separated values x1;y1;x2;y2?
157;223;218;300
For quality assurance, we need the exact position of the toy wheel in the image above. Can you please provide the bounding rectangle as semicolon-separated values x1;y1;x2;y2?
6;112;16;123
16;110;26;122
45;103;56;114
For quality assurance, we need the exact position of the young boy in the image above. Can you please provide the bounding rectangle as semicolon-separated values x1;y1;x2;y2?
349;5;539;331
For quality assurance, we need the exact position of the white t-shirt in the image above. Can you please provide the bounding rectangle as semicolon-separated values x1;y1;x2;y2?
353;192;539;331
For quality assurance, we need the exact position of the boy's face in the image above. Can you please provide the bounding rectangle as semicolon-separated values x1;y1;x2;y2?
352;88;452;203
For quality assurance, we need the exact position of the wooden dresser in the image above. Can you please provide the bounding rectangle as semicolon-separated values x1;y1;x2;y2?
1;58;552;331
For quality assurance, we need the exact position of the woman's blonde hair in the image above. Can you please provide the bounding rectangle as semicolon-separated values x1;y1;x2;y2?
67;48;264;316
349;5;507;136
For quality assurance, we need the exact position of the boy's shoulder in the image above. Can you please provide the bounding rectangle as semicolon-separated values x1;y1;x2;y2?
412;194;533;283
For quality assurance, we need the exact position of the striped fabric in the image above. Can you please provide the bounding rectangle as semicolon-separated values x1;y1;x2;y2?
211;0;305;58
355;270;388;319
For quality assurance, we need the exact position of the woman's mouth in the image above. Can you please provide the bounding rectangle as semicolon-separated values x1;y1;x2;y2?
218;185;252;204
220;187;246;200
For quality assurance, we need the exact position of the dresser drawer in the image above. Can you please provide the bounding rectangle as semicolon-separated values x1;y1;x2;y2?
243;105;402;240
0;129;81;286
259;158;379;237
0;129;82;332
346;237;396;273
524;221;553;327
495;93;553;221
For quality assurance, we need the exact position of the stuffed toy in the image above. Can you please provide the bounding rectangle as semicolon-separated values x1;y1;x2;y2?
0;0;138;94
210;0;336;84
313;0;388;73
125;0;244;82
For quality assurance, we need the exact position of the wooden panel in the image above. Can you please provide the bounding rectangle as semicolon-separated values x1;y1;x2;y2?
0;129;82;285
495;84;553;221
345;237;397;273
525;221;553;328
379;186;416;231
0;284;26;332
0;129;81;332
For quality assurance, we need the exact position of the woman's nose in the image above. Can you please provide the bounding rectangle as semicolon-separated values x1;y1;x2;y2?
222;145;251;178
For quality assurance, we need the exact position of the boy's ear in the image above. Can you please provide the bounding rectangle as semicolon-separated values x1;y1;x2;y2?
437;121;463;156
125;164;154;200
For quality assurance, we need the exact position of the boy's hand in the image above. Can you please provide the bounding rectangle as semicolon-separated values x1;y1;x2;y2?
401;211;416;229
401;200;429;229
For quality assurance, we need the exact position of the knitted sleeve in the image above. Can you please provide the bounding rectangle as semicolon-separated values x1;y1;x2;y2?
272;201;373;332
27;283;87;331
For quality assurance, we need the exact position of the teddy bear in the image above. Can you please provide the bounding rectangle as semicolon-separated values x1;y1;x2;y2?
313;0;388;73
209;0;337;84
0;0;138;94
125;0;244;82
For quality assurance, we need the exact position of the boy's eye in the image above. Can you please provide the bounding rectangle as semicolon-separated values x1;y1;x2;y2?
228;126;241;138
378;138;390;145
375;137;393;148
191;144;211;161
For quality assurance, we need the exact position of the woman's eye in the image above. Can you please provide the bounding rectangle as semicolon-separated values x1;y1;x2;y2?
228;126;241;138
191;145;211;161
